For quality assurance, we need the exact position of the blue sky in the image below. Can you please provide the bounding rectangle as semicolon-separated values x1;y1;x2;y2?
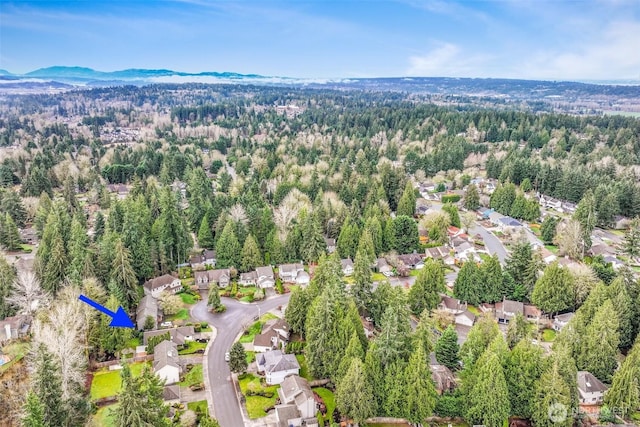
1;0;639;80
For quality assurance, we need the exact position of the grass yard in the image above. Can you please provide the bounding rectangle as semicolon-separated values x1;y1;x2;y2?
238;373;279;419
179;292;198;304
296;354;313;381
371;272;386;281
180;364;203;387
93;404;119;427
19;244;34;253
0;342;29;373
313;387;335;424
166;308;189;322
178;341;207;355
544;244;559;254
187;400;208;415
90;362;149;400
261;313;278;321
125;337;141;349
240;321;263;343
246;351;256;364
409;270;420;277
467;305;481;316
286;284;301;293
541;328;557;342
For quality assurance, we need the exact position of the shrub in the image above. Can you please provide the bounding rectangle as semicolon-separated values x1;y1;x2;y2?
275;281;285;294
214;305;227;313
200;322;208;329
285;341;306;354
441;194;461;203
435;393;463;418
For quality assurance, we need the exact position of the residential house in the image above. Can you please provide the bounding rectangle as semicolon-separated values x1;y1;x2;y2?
163;385;181;405
420;182;436;193
143;274;182;298
324;238;336;254
153;340;181;385
553;312;575;332
275;375;318;427
438;295;467;315
397;253;425;270
256;349;300;385
561;201;577;214
603;255;624;270
613;215;631;230
253;318;291;353
455;310;476;327
416;204;430;216
107;184;129;199
294;270;310;286
255;266;276;289
453;241;476;260
189;250;217;270
279;263;305;282
498;216;524;231
430;363;456;395
19;227;37;245
589;244;613;257
495;299;525;324
477;207;494;220
136;295;158;330
577;371;608;405
376;258;393;276
341;258;354;276
524;304;543;323
488;212;506;227
238;271;257;286
143;326;195;347
0;315;30;342
447;226;463;238
425;245;451;261
194;269;231;289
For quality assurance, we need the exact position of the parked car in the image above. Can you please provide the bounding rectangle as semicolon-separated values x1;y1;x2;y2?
225;352;230;362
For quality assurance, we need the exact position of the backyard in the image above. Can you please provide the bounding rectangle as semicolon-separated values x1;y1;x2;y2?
239;313;279;344
313;387;335;425
238;373;280;419
90;362;149;400
296;354;313;382
180;364;203;388
93;403;119;427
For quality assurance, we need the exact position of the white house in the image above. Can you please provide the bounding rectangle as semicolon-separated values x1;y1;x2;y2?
275;375;318;426
341;258;354;276
255;266;276;289
577;371;608;405
253;319;290;353
256;350;300;385
194;269;230;289
238;271;257;286
455;310;476;327
553;312;575;332
278;263;305;282
294;270;310;286
153;340;181;385
143;274;182;298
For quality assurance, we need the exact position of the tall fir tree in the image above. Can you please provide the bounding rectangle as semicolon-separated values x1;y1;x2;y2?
466;351;510;427
240;234;262;272
578;299;620;383
604;340;640;418
396;181;417;217
531;362;573;427
197;215;215;249
435;325;460;370
110;237;140;311
215;221;241;269
22;391;46;427
351;246;373;315
408;258;445;315
531;262;575;316
115;364;170;427
31;344;67;427
335;359;376;424
464;184;480;211
405;345;437;424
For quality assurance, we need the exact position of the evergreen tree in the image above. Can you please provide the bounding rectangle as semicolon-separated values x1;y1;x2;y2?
22;391;46;427
364;216;383;256
337;216;359;259
207;288;222;311
479;254;503;303
31;344;67;427
352;246;373;315
408;258;445;315
506;312;531;349
364;341;385;413
375;289;412;366
93;211;105;242
531;262;575;316
115;364;170;427
335;359;376;424
605;340;640;418
0;257;16;318
413;309;436;357
240;234;262;272
579;299;620;383
454;260;482;305
98;294;132;358
541;215;559;243
466;351;510;427
265;230;285;265
215;221;241;269
397;181;417;217
356;229;376;264
505;240;538;297
390;215;419;253
337;331;365;382
459;315;500;367
285;288;310;337
1;213;22;251
435;325;460;370
608;277;635;350
384;360;408;418
111;238;140;311
301;213;326;263
532;362;573;427
505;339;544;419
573;189;597;254
229;341;248;373
464;184;480;211
405;345;437;424
624;217;640;258
442;203;461;228
197;215;215;249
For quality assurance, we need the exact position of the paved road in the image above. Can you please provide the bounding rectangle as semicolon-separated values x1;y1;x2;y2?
191;293;291;427
470;225;509;263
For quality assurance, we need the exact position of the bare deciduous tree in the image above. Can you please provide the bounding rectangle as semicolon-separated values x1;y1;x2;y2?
567;263;600;306
228;203;248;225
554;219;583;260
7;271;49;316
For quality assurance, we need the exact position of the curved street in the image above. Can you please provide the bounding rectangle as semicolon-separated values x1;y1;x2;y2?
191;293;291;427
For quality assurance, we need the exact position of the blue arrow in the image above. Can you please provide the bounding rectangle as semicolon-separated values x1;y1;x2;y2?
78;295;135;328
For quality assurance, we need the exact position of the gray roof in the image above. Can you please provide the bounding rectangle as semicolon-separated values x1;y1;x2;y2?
258;350;300;374
153;340;179;371
144;274;179;291
397;253;424;266
577;371;608;395
239;271;257;282
341;258;354;269
256;266;274;279
136;295;158;329
144;326;195;346
195;269;230;283
554;312;575;323
279;374;313;404
279;263;304;274
163;385;180;401
275;404;301;426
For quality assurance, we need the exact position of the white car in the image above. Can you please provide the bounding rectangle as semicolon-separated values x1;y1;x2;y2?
225;352;230;362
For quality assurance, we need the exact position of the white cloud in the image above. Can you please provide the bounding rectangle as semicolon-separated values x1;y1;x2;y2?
406;43;493;77
520;21;640;80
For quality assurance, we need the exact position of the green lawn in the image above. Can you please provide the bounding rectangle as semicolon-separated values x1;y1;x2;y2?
90;362;149;400
541;328;557;342
240;321;263;343
467;305;481;316
19;244;33;253
313;387;335;425
93;404;119;427
238;374;279;419
296;354;313;381
409;270;420;277
125;337;141;349
0;342;30;374
179;292;198;304
180;364;203;387
544;244;559;254
261;313;278;321
187;400;208;415
166;308;189;321
246;351;256;364
371;272;386;281
178;341;207;355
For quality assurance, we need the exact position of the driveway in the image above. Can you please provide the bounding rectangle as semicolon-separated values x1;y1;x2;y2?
470;225;508;263
191;293;290;427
